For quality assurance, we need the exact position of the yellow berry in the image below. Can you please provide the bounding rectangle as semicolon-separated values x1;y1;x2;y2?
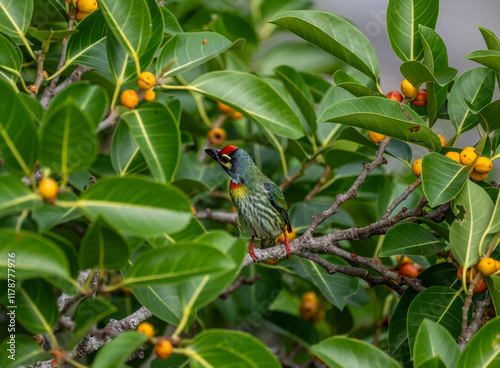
412;159;422;177
460;147;477;165
368;131;386;143
136;322;155;337
39;178;58;201
474;156;493;174
154;339;172;360
397;255;413;265
445;151;461;163
300;292;319;321
277;226;296;243
190;205;196;215
207;127;226;146
478;258;497;277
495;260;500;272
438;134;446;147
264;258;279;265
75;10;89;20
120;90;139;109
230;111;243;120
470;170;488;182
138;71;156;90
217;101;234;115
401;79;417;98
144;90;156;102
77;0;98;13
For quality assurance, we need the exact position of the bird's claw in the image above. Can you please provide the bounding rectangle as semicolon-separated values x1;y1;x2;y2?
283;229;291;258
248;237;258;263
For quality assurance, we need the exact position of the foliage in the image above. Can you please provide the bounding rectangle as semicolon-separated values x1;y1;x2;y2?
0;0;499;367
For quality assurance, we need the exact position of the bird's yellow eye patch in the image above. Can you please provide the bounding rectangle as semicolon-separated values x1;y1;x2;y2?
221;154;232;167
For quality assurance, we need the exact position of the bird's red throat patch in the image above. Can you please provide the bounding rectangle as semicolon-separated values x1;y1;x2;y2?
230;181;243;190
221;145;238;156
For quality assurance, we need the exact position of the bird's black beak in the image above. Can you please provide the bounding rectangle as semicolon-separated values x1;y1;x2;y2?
205;148;221;163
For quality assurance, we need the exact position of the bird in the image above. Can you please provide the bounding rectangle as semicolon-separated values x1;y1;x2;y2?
205;145;292;262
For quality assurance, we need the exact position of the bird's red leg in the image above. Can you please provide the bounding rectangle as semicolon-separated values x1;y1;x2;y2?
283;229;291;258
248;236;258;263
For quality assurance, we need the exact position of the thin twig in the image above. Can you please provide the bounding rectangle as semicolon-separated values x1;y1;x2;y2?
97;110;120;132
382;176;422;220
305;165;330;202
219;275;260;299
195;209;239;227
458;295;491;349
279;160;315;192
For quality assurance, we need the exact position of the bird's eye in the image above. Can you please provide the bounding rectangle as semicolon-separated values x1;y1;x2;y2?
221;154;231;164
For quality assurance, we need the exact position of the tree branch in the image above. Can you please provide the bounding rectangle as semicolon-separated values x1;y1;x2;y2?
195;209;239;226
219;275;260;299
280;160;315;192
305;165;330;202
382;177;422;220
97;110;120;132
458;295;491;349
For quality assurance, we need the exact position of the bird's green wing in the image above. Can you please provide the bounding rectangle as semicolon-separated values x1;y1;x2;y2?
264;181;292;232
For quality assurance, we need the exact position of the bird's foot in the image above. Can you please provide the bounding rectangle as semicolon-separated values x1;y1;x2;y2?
248;237;258;263
283;229;291;258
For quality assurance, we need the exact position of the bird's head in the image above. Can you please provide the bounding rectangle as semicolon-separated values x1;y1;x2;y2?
205;145;254;184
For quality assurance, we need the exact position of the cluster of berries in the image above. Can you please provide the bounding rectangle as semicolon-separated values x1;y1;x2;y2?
206;102;244;146
136;322;173;360
65;0;98;20
445;147;493;181
120;72;157;109
456;256;500;294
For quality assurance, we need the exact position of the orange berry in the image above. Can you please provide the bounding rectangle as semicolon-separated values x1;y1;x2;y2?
144;90;156;102
438;135;446;147
230;111;244;120
412;159;423;177
470;170;488;182
77;0;97;13
190;205;196;215
411;90;427;107
264;258;279;265
300;292;319;321
401;79;417;98
39;178;58;201
120;90;139;109
138;71;156;90
386;91;403;102
457;266;477;282
75;11;89;20
474;157;493;174
136;322;155;337
478;258;497;276
368;131;386;143
460;147;477;165
207;127;226;146
277;226;296;243
398;264;419;278
154;339;172;360
445;151;461;163
473;278;487;294
229;205;237;212
397;255;413;265
216;101;234;115
314;308;326;323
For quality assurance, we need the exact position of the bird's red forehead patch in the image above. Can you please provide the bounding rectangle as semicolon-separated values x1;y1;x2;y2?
220;145;238;155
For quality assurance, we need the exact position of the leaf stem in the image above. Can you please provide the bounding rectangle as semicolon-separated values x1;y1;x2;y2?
265;129;288;179
172;276;209;338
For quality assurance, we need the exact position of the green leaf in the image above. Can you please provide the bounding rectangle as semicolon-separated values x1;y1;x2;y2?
407;286;465;358
124;242;236;288
400;61;457;87
110;120;148;175
418;357;447;368
40;98;98;176
318;96;442;151
119;102;181;183
0;175;39;216
17;279;59;334
139;0;164;70
77;177;192;237
79;216;130;270
107;28;136;83
99;0;152;75
422;153;471;208
156;31;243;78
68;297;117;350
333;69;381;97
456;315;500;367
61;9;109;75
0;0;33;41
160;6;182;35
414;319;461;368
187;330;281;368
449;68;495;134
464;50;500;74
0;80;38;176
282;256;360;310
474;100;500;132
270;10;379;81
92;331;148;368
0;229;71;281
386;0;439;62
450;180;494;268
0;335;50;368
0;33;22;78
380;223;445;257
17;92;44;125
133;232;245;324
311;336;400;368
274;65;317;133
485;276;500;317
189;71;304;139
32;191;80;232
47;82;109;129
27;27;78;43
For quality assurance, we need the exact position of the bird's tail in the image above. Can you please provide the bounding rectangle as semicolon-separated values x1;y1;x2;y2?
260;238;276;249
